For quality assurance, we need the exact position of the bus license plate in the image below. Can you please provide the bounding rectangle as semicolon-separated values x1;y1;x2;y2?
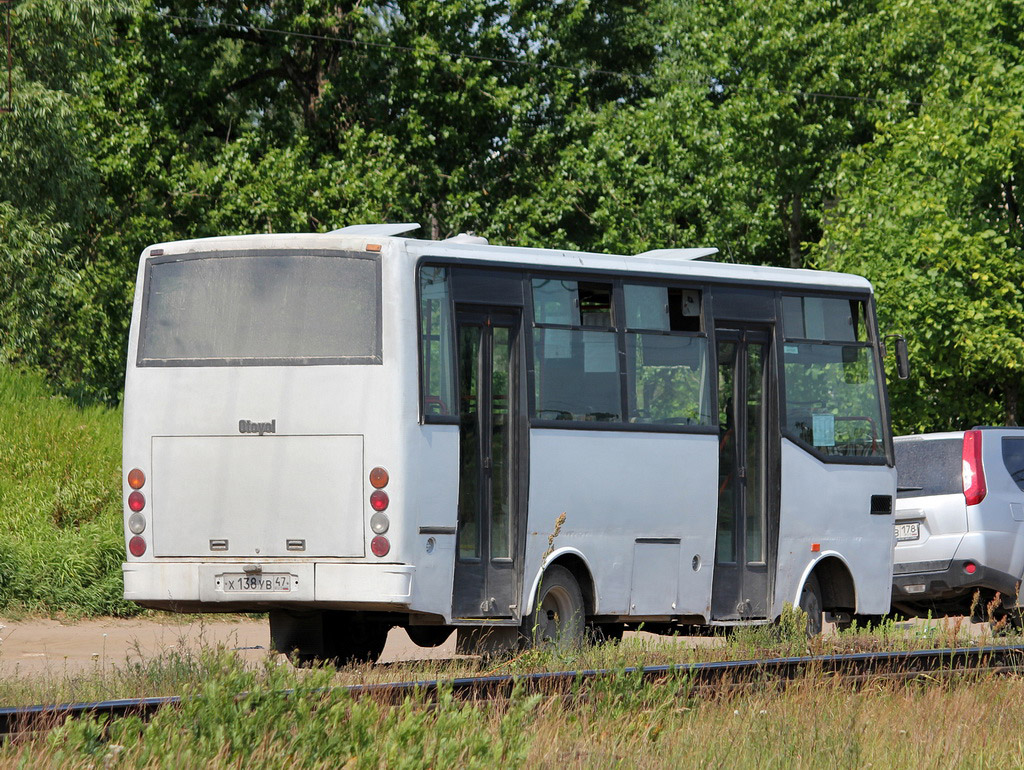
221;574;292;592
894;523;920;542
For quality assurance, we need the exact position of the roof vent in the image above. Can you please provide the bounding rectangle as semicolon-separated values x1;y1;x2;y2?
329;223;420;237
634;248;718;261
442;232;489;245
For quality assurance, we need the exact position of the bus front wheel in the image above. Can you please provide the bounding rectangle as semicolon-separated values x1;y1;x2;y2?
523;565;585;649
320;612;389;665
799;574;824;637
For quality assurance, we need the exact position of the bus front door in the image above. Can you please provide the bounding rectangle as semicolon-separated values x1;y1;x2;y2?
452;308;522;620
712;327;773;621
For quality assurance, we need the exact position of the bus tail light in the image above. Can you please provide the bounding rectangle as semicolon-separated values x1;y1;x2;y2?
962;430;987;506
128;491;146;512
370;535;390;557
128;513;146;534
370;490;389;511
128;468;146;489
369;466;389;489
129;536;147;557
370;512;390;534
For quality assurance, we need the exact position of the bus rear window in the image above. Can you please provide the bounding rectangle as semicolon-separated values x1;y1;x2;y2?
138;251;382;365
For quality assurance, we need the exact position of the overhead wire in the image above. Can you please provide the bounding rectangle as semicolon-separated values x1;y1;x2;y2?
152;9;931;111
155;10;637;82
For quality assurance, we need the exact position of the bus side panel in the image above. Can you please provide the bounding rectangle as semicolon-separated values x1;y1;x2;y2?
405;424;461;619
525;430;718;618
776;440;896;616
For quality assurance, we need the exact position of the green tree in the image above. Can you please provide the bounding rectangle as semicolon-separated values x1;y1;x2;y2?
814;0;1024;430
0;0;129;399
3;1;659;401
503;0;941;262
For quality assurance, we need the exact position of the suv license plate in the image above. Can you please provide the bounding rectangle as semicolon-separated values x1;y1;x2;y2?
894;523;920;542
220;574;292;592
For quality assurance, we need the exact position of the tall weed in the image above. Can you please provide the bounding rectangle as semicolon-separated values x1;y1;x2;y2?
0;366;131;616
6;645;1024;767
41;652;540;768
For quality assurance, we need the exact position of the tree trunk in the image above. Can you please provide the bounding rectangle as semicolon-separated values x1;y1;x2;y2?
1006;379;1020;427
788;192;803;268
1004;178;1021;232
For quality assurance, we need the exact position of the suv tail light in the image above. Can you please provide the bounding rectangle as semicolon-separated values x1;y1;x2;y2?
962;429;987;506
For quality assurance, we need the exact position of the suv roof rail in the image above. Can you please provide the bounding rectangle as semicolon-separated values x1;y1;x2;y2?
970;425;1024;430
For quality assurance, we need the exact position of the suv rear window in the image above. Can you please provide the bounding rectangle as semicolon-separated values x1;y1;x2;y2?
895;439;962;498
1001;438;1024;491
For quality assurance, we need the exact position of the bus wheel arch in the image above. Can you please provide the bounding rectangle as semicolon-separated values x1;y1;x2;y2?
522;552;596;648
527;551;597;619
523;564;585;648
794;555;857;636
797;555;857;630
812;555;857;616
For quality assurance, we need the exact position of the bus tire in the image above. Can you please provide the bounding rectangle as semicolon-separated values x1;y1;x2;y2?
523;565;585;649
405;625;454;648
322;612;389;665
799;574;824;637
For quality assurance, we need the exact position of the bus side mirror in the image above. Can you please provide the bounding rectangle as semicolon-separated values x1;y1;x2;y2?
885;334;910;380
884;331;909;380
896;337;910;380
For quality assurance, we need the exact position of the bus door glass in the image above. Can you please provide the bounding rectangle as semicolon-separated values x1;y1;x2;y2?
452;307;521;618
712;326;773;620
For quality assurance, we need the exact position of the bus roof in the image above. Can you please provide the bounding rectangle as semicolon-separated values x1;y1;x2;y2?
143;228;873;293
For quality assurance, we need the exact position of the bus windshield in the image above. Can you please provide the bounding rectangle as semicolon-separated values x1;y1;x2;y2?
138;251;381;365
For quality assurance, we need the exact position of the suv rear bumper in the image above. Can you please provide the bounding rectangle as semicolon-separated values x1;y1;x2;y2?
892;560;1019;603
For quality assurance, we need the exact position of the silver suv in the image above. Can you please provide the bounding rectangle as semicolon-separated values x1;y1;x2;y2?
892;428;1024;621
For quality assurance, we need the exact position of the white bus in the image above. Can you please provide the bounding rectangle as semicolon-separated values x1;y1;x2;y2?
122;224;902;661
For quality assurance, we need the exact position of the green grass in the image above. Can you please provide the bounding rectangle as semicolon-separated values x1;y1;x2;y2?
0;612;1008;712
0;614;1017;766
0;366;134;617
4;637;1024;768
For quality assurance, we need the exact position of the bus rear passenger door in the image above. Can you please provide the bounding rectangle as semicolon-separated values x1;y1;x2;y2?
452;308;523;620
712;327;774;620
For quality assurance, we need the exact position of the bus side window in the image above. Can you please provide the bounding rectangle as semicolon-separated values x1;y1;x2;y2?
782;296;867;343
532;278;620;422
419;267;456;417
624;284;710;425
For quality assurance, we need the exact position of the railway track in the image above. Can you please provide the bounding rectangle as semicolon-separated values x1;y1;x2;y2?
3;644;1024;739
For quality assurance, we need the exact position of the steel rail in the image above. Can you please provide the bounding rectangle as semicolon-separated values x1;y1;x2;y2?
3;644;1023;738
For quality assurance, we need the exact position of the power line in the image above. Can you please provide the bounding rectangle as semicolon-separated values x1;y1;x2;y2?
155;11;636;82
153;9;930;110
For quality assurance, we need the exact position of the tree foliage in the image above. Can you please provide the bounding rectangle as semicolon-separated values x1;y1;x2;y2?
814;0;1024;430
0;0;1022;428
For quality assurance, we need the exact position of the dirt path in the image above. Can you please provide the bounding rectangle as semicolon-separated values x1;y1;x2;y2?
0;615;706;680
0;615;458;678
0;614;982;680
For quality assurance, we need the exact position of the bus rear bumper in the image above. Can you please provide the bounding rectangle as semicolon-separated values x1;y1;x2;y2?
122;561;415;612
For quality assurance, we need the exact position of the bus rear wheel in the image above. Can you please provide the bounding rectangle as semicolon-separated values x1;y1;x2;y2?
799;574;824;637
271;610;389;666
322;612;389;665
405;625;454;648
523;565;585;649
